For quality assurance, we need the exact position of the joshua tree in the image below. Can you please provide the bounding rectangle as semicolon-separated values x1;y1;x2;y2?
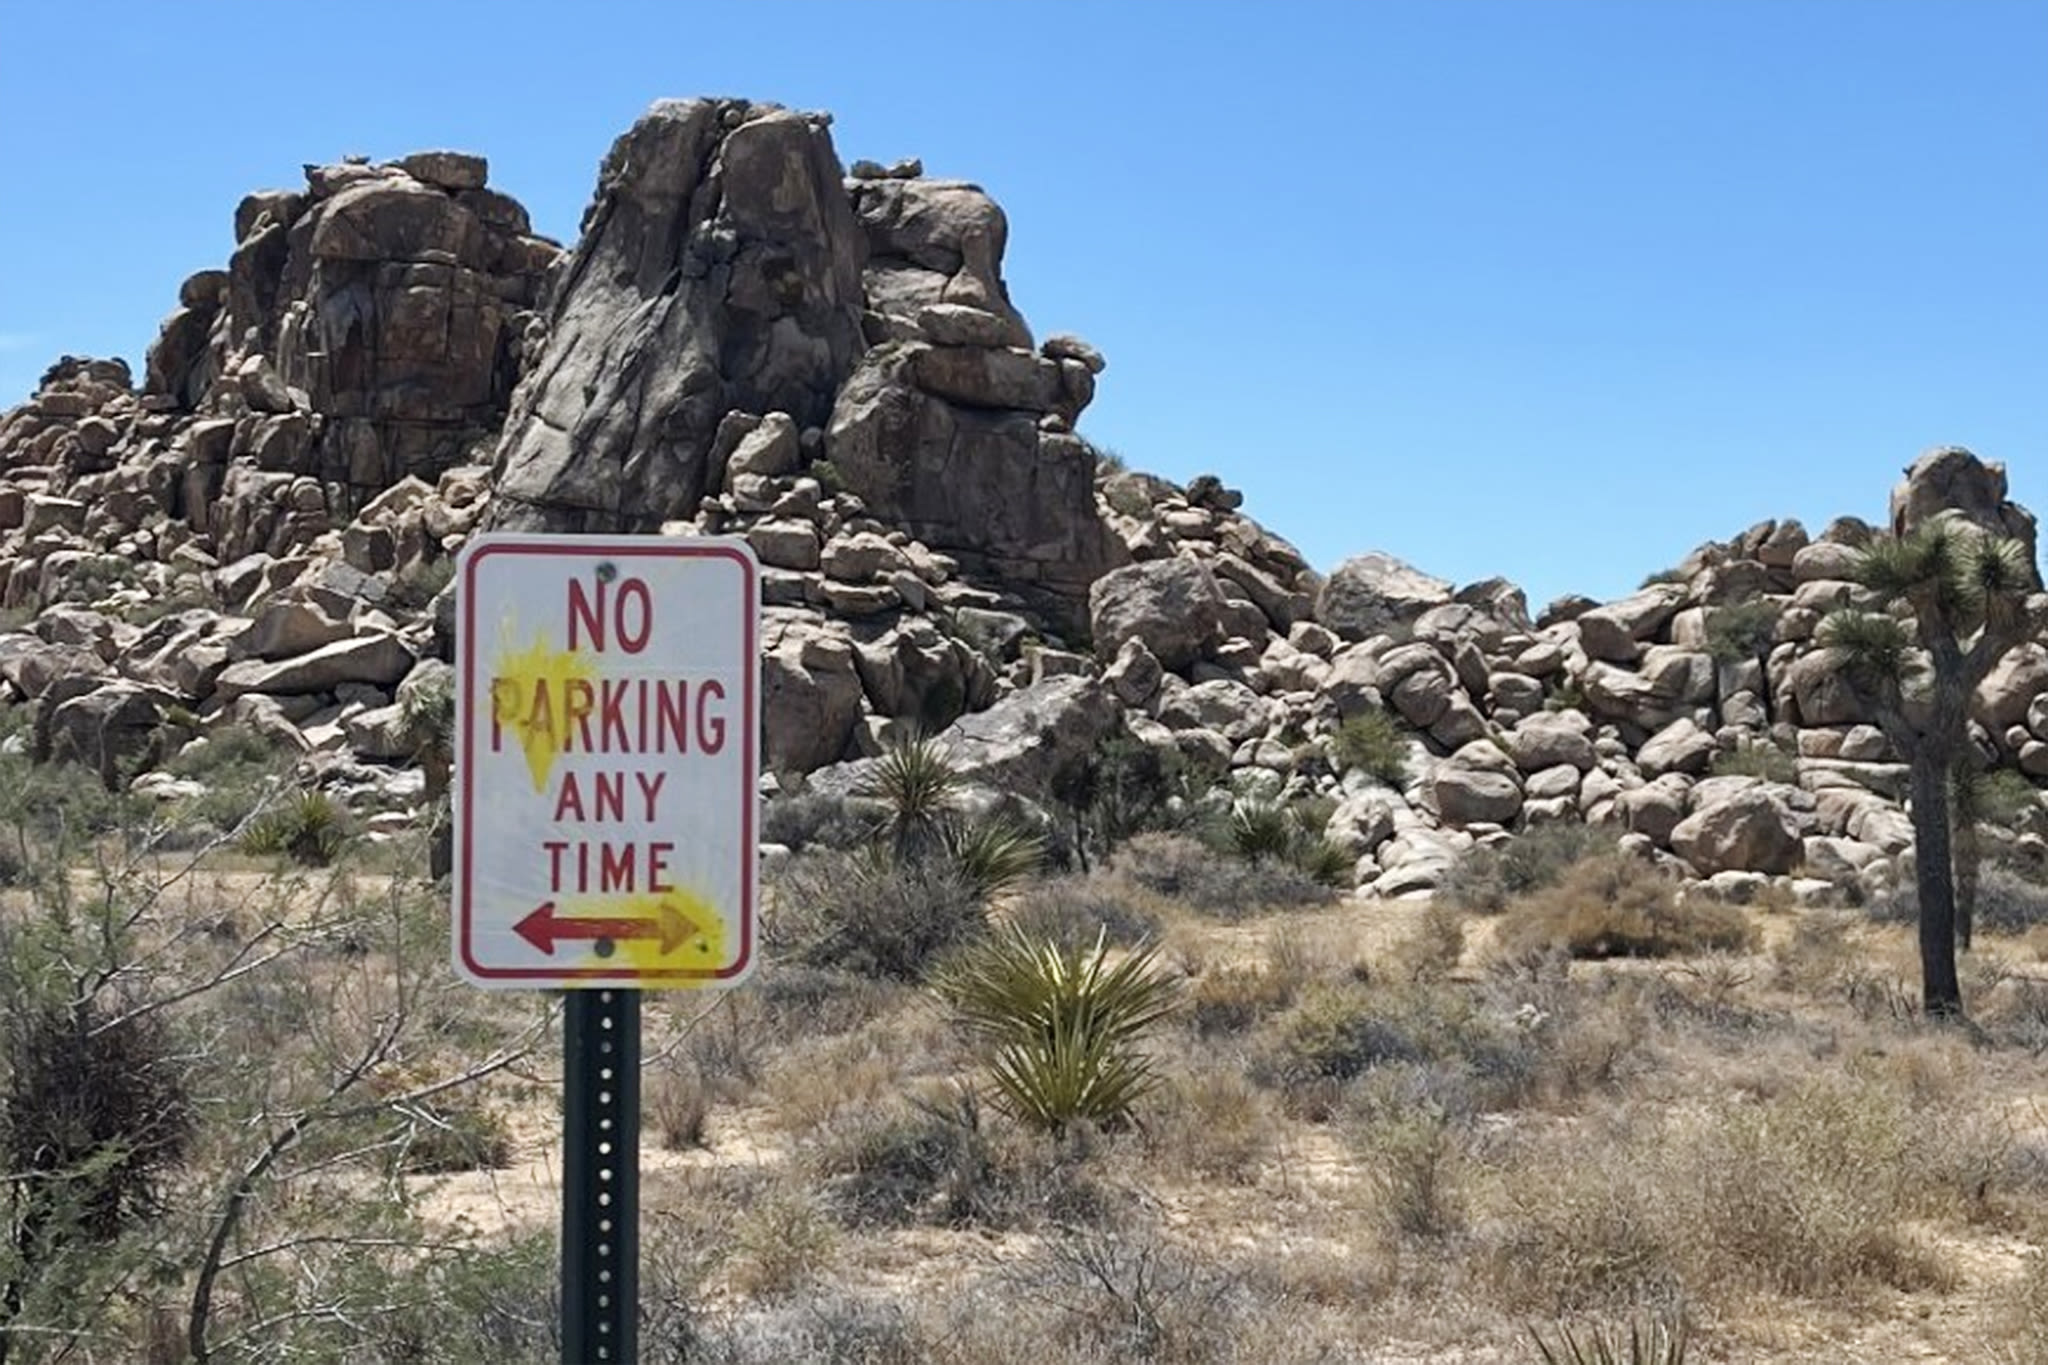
1950;754;1987;952
1819;510;2039;1017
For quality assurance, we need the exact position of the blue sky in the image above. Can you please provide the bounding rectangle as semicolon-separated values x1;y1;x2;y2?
1;0;2041;608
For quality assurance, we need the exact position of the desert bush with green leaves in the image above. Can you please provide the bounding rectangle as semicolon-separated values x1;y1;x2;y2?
1329;706;1412;784
931;926;1182;1135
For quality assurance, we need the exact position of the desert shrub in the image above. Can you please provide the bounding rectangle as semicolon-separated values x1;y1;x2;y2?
1387;900;1466;983
1053;732;1215;866
0;749;153;845
727;1187;838;1297
1977;867;2048;934
158;726;285;840
699;1290;927;1365
1709;741;1799;783
1349;1071;1467;1239
1703;598;1781;663
1682;1076;1949;1297
814;1088;1006;1229
1495;855;1758;960
1002;1224;1244;1364
649;1062;713;1150
1007;874;1162;951
392;1098;514;1174
746;964;900;1047
931;927;1182;1136
1110;833;1336;919
1329;708;1410;784
241;789;351;866
1438;822;1616;914
1259;981;1537;1117
1226;796;1294;863
1979;769;2046;830
2001;1250;2048;1365
1485;1138;1684;1315
1876;865;2048;936
769;849;988;981
1188;964;1301;1036
760;791;880;852
1143;1067;1275;1183
2;997;192;1244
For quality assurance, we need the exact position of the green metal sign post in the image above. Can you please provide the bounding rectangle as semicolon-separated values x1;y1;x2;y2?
562;989;641;1364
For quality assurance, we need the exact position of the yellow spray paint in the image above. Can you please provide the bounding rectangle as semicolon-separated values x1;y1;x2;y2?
559;888;728;974
490;620;596;794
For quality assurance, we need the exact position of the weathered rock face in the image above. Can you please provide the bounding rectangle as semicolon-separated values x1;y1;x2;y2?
491;99;865;532
1087;558;1225;671
1316;552;1453;641
146;150;559;510
1671;788;1802;876
1891;445;2040;587
827;168;1122;612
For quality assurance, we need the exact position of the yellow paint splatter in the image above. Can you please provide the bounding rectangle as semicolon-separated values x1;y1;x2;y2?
490;624;595;793
560;888;730;976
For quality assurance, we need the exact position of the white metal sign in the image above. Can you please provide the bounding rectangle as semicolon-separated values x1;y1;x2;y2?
452;533;759;989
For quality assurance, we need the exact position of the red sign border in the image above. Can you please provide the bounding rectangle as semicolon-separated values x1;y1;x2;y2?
453;536;759;987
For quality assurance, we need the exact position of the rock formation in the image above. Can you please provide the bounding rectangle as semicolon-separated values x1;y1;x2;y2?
0;96;2043;906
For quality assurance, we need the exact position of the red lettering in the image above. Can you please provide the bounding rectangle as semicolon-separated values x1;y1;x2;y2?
634;771;665;820
564;679;595;752
552;774;586;822
567;576;653;654
490;678;522;752
594;772;626;823
656;681;688;754
696;679;727;755
524;678;554;746
600;843;635;893
544;839;569;892
568;578;605;652
616;578;653;654
598;680;630;750
648;842;674;893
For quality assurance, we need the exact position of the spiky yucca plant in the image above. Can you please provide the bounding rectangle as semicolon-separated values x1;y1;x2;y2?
1227;796;1294;864
1819;503;2041;1017
1528;1313;1689;1365
938;816;1044;902
860;733;960;855
931;927;1181;1136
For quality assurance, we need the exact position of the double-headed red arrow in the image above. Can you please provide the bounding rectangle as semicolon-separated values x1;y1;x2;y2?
514;900;699;956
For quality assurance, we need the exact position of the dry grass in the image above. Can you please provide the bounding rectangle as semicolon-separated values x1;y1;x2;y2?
1496;854;1760;960
21;741;2048;1363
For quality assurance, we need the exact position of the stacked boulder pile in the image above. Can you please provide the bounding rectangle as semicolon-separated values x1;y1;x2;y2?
0;95;2041;904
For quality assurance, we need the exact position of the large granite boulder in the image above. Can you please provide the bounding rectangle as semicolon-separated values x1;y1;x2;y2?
1890;446;2040;588
491;99;865;531
1315;552;1453;641
1087;558;1225;672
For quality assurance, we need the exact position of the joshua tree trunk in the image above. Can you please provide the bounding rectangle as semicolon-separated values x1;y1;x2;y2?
1951;758;1983;952
1910;749;1964;1016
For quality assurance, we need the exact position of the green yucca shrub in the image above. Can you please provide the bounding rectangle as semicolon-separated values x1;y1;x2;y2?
1227;797;1294;863
241;790;351;867
1528;1313;1689;1365
860;733;960;852
931;927;1182;1136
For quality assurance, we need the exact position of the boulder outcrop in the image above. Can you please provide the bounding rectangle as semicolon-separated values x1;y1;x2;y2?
0;99;2041;908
